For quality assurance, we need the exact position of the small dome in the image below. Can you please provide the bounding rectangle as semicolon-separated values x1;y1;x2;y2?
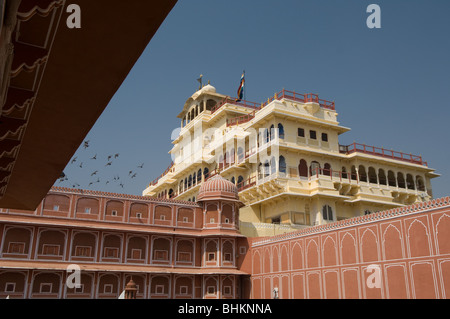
201;83;216;93
125;279;137;289
197;175;239;201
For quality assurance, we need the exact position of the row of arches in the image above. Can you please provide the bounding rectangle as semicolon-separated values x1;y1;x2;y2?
182;98;218;127
252;214;450;275
258;123;285;142
0;226;237;267
258;156;287;179
172;164;246;198
296;159;426;191
43;194;200;227
249;155;427;193
166;156;427;200
170;168;210;197
0;271;238;299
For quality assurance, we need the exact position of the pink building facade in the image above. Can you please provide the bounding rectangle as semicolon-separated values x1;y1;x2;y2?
1;181;450;299
247;197;450;299
0;177;251;299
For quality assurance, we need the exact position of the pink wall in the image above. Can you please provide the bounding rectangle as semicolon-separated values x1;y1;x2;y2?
249;197;450;299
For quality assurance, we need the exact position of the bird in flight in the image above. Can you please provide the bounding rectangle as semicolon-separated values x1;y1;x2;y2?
83;140;90;149
71;157;77;164
88;182;93;186
131;173;137;179
138;163;144;168
114;153;119;159
91;170;98;176
105;161;112;167
79;162;83;168
128;170;133;176
119;183;124;188
90;154;97;160
107;155;112;161
58;173;68;183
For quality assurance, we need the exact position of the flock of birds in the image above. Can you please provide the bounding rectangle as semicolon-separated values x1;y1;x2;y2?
56;140;145;191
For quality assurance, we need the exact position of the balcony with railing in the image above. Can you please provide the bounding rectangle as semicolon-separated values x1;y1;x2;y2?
226;111;256;127
210;97;260;115
236;164;426;196
339;142;427;167
148;161;175;187
237;176;257;192
261;90;335;111
210;90;335;121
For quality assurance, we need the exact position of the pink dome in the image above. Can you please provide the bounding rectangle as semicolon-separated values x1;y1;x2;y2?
197;174;239;201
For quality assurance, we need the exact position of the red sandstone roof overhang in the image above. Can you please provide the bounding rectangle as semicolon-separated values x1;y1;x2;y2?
0;259;249;275
0;0;177;210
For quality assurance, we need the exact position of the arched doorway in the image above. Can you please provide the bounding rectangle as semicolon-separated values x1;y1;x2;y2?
298;159;308;178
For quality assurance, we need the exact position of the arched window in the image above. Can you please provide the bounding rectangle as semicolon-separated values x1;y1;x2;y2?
278;123;285;139
406;174;415;190
188;175;192;188
179;181;183;193
258;163;263;179
237;176;244;185
351;165;357;181
364;210;372;215
270;157;276;175
397;172;405;188
269;124;275;141
358;165;367;182
378;169;387;185
388;170;396;187
324;163;331;176
279;156;286;174
341;167;348;179
368;167;377;184
310;161;321;176
298;159;308;178
197;169;202;183
231;176;235;184
168;189;174;198
229;148;235;164
218;155;224;170
203;167;209;179
416;176;425;191
237;147;244;163
322;205;333;221
263;128;269;143
192;172;196;185
264;160;270;177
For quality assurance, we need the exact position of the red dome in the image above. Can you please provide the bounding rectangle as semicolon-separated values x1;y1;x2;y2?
197;174;239;201
126;279;137;289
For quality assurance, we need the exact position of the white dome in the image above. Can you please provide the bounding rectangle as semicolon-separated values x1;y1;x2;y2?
189;82;216;100
201;83;216;93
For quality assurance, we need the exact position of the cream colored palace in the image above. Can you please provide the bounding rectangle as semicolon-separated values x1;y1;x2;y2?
143;83;438;236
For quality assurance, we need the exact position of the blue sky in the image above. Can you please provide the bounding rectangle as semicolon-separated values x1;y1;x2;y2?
58;0;450;199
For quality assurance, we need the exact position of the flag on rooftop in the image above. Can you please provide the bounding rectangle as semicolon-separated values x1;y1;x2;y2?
236;71;245;102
